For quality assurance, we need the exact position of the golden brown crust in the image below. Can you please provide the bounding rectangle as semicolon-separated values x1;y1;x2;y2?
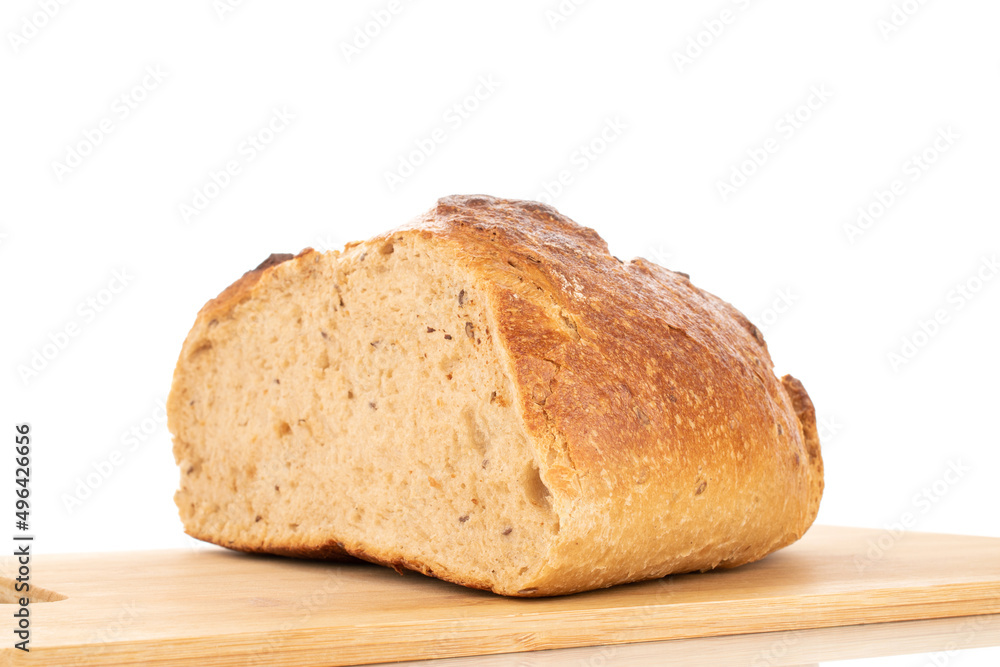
196;249;315;325
389;195;824;593
781;374;821;462
174;195;823;596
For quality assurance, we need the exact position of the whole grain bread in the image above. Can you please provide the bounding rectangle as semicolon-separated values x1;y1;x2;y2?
168;195;823;596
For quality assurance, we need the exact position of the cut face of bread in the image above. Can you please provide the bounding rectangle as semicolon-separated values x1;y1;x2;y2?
168;195;823;596
171;238;558;592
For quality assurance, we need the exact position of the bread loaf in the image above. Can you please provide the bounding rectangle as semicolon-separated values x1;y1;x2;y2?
167;195;823;596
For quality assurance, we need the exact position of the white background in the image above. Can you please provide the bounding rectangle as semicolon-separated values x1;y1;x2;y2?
2;0;998;563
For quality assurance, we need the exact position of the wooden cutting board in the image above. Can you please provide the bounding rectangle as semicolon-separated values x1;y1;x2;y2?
3;526;999;666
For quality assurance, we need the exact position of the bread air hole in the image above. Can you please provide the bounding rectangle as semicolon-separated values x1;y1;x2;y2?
188;340;213;359
522;464;551;511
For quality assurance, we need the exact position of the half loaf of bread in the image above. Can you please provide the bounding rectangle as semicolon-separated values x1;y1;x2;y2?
168;195;823;596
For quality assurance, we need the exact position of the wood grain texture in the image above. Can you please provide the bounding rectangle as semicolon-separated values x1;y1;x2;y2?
378;615;1000;667
2;526;999;666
